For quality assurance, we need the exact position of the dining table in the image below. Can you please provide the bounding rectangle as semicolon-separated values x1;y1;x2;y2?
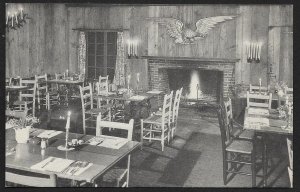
243;107;293;187
5;128;140;186
96;90;164;120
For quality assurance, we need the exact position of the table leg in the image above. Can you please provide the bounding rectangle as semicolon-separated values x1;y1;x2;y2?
263;134;268;187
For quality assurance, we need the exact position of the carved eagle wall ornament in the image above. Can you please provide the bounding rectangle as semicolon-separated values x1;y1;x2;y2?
146;16;236;44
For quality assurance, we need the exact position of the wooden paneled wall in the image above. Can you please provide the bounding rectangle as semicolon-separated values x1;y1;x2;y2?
6;4;68;78
6;4;293;87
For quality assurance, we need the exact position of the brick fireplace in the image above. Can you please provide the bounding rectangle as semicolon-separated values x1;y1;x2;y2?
145;56;238;104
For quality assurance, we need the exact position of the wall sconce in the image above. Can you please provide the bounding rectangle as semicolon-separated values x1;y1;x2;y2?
6;4;28;32
245;42;262;63
127;39;138;58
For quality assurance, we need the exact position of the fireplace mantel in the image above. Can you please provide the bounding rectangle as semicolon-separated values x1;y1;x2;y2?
141;55;240;63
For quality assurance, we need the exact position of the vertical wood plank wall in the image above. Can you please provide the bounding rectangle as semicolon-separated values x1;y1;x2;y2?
5;4;293;87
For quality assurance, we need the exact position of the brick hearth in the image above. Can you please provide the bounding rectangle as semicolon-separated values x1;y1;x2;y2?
146;57;238;102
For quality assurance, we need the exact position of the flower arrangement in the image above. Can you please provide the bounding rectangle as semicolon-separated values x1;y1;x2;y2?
24;114;40;127
269;80;288;96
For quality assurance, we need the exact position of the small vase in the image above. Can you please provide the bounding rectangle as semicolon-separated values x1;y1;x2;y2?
14;126;30;143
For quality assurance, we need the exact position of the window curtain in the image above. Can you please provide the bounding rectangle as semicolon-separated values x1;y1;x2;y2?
78;31;86;78
113;32;126;87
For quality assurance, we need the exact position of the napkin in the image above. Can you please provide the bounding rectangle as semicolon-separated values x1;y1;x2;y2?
245;117;270;129
248;108;269;116
37;130;62;139
129;95;147;101
87;136;128;149
31;157;73;172
146;90;163;94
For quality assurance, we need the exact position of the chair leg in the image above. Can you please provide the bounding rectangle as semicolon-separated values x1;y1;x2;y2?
223;152;228;185
161;133;165;151
126;154;131;187
140;119;143;150
251;152;256;187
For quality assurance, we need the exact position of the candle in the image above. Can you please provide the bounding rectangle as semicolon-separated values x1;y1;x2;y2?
259;78;262;87
11;14;14;27
15;13;18;24
66;69;68;77
137;73;140;83
258;44;261;60
127;74;131;90
134;41;137;56
246;43;249;59
249;43;252;59
65;111;71;148
66;111;71;130
20;8;23;19
6;12;9;25
255;44;258;60
253;43;257;60
127;41;130;56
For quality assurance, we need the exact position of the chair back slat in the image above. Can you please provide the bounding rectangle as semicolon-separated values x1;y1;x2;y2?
19;79;36;116
249;84;268;94
217;105;231;148
246;91;272;109
162;91;173;127
96;113;134;140
96;75;109;93
6;168;56;187
80;83;93;111
222;98;235;141
172;87;183;124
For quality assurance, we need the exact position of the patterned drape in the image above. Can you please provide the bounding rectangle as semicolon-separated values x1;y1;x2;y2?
113;32;126;87
78;31;86;78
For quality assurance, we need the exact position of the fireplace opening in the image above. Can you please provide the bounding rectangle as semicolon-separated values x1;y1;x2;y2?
167;68;223;107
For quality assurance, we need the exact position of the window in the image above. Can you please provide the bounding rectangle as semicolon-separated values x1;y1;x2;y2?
86;31;117;82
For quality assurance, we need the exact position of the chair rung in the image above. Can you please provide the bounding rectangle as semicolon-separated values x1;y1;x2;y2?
226;159;252;165
226;170;252;176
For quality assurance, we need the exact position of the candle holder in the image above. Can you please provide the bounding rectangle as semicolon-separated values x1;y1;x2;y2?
6;5;29;32
57;111;74;151
246;42;262;63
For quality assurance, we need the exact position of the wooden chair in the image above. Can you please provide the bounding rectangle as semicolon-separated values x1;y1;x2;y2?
55;72;68;106
217;105;256;187
249;84;268;94
6;168;57;187
287;138;293;187
141;91;173;151
223;98;254;141
170;87;183;140
35;74;59;110
246;91;272;109
98;75;109;93
96;112;134;187
80;83;111;134
6;78;12;108
13;79;36;117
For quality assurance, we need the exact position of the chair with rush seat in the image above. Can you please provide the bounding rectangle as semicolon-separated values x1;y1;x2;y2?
96;112;134;187
217;105;257;187
141;91;173;151
80;83;111;135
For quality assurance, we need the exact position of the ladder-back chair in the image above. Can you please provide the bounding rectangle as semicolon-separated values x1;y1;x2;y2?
170;87;183;140
141;91;173;151
13;79;36;117
249;84;268;94
6;168;57;187
55;72;68;106
95;113;134;187
80;83;111;134
217;105;256;187
246;91;272;109
223;98;254;141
